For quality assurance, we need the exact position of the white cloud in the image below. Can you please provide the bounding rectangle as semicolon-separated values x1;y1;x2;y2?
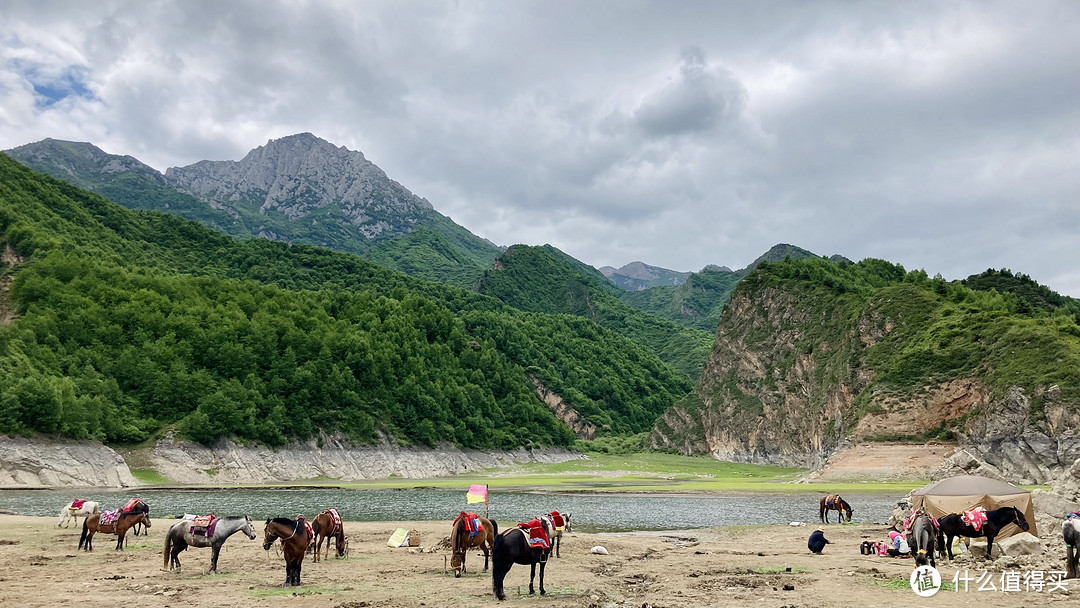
0;0;1077;296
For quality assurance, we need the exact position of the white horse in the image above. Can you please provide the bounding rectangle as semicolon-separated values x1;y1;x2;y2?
57;500;100;528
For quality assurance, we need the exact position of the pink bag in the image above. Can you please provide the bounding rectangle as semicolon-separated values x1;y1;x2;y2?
877;541;888;556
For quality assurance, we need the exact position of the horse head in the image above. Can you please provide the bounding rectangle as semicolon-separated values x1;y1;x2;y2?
1011;507;1030;532
843;501;853;522
140;512;152;529
242;516;257;540
450;517;467;577
262;519;276;551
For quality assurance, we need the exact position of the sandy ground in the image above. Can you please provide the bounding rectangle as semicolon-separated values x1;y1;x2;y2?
802;443;954;481
0;515;1073;608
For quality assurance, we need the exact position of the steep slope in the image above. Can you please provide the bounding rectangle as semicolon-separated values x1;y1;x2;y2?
475;244;713;379
619;243;822;331
0;154;689;447
6;135;500;287
650;257;1080;482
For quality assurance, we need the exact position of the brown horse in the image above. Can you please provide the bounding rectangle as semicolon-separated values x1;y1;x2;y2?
450;512;497;577
79;510;151;552
264;517;312;587
819;494;853;523
311;508;348;562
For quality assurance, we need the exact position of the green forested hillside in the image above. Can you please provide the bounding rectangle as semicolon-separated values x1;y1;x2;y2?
0;154;689;447
475;245;714;379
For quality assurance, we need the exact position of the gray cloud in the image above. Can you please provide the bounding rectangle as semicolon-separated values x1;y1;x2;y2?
0;0;1077;296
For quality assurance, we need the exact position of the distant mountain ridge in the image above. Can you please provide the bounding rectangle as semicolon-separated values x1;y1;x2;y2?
600;262;692;291
5;134;500;287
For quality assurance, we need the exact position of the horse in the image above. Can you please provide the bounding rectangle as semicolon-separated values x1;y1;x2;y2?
937;506;1029;560
819;494;852;523
907;511;937;568
122;498;150;539
264;517;312;587
450;512;497;577
546;511;571;558
1063;516;1080;579
310;508;348;562
163;515;257;574
57;500;99;528
78;510;151;552
491;516;555;600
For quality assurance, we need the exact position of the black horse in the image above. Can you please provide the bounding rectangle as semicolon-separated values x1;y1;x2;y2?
937;506;1029;560
123;499;150;540
491;517;554;601
907;511;937;567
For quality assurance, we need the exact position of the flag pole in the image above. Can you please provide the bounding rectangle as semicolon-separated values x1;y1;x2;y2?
485;484;489;519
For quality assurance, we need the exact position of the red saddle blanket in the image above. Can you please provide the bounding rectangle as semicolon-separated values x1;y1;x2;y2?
70;499;87;510
455;512;482;535
189;514;217;536
122;498;142;512
962;508;988;532
548;511;565;528
518;520;550;549
100;509;120;526
323;508;342;534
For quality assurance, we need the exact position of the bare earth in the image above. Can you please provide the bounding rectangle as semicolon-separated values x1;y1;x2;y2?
802;443;954;482
0;515;1072;607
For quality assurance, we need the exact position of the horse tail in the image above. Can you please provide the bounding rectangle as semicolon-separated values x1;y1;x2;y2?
490;519;498;536
163;527;172;570
78;518;89;550
491;531;512;600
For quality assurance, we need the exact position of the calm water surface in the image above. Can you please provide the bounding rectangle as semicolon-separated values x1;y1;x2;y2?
0;488;904;532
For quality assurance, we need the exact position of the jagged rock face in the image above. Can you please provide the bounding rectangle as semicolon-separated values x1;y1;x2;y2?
0;435;140;487
650;286;863;468
165;133;433;240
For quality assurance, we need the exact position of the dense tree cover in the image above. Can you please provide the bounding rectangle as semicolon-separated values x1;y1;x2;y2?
742;256;1080;403
0;154;689;446
5;141;499;288
475;245;713;379
620;267;746;332
963;268;1080;321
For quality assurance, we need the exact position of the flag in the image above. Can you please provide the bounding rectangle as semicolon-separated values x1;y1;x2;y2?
466;484;487;504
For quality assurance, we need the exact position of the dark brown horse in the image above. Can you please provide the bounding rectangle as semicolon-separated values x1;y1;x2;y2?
938;506;1029;560
264;517;312;587
450;512;497;577
819;494;853;523
311;508;347;562
79;510;151;552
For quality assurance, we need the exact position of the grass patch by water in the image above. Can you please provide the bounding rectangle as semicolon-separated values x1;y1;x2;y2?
130;468;172;485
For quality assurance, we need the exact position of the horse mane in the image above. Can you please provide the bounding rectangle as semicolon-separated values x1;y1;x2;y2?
451;514;467;553
270;517;296;526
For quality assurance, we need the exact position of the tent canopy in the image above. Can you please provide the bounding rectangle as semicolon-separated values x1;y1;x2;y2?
909;475;1037;538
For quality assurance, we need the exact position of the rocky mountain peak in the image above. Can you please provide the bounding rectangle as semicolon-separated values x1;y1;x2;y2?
164;133;433;236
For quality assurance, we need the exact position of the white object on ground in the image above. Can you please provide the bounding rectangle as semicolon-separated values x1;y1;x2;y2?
591;545;609;555
789;521;807;527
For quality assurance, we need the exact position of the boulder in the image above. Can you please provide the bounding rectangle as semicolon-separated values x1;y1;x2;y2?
1032;489;1079;519
995;532;1043;557
930;449;1005;481
966;540;1003;560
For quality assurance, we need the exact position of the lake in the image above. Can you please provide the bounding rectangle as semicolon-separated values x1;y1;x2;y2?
0;488;906;532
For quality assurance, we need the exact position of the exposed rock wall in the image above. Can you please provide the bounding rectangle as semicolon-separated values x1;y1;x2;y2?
0;435;140;487
142;433;582;485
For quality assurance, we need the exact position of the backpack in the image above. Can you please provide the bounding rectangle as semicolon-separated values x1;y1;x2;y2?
860;540;874;555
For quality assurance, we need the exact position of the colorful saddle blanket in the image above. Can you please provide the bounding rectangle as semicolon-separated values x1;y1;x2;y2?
122;498;143;512
903;509;940;532
518;520;550;549
455;512;482;536
70;499;87;510
1067;512;1080;520
825;494;841;507
323;508;343;534
962;507;988;532
189;514;217;536
100;509;120;526
548;511;565;529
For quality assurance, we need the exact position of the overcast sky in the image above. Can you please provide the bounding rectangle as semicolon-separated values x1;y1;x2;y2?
2;1;1077;296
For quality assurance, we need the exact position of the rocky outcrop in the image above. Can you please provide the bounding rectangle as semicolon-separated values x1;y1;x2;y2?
530;377;597;440
165;133;432;239
141;432;582;485
0;435;140;487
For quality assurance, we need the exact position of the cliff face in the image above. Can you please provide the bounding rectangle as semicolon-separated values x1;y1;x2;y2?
0;435;141;487
650;276;1080;483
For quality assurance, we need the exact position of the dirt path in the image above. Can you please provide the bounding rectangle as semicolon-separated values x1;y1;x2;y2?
0;515;1071;607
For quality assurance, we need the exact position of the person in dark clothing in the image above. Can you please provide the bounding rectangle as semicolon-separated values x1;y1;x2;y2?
808;527;830;554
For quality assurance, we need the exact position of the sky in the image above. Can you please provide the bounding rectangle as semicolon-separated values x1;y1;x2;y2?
1;1;1078;296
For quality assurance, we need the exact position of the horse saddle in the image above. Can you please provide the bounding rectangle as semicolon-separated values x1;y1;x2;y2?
455;512;482;535
962;507;988;531
122;498;142;512
189;514;216;536
323;508;343;534
99;509;120;526
70;499;87;510
517;520;550;549
825;494;840;507
548;511;565;529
